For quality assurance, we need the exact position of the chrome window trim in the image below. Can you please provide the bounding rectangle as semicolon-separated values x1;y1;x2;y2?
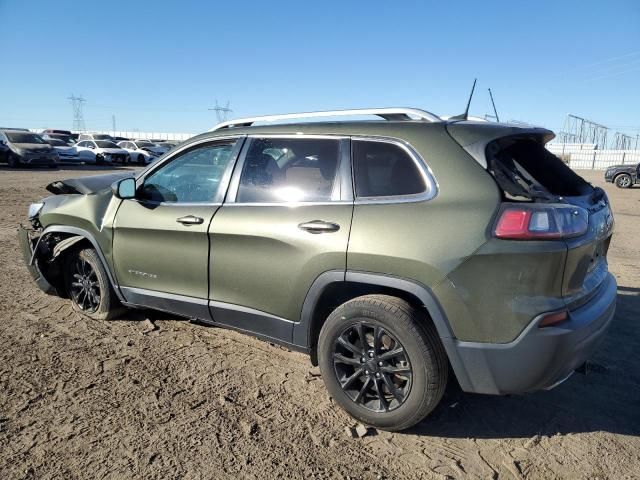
225;134;351;205
351;135;439;205
133;135;246;206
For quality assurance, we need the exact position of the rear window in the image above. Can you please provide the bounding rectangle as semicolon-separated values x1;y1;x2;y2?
352;140;426;198
486;138;591;201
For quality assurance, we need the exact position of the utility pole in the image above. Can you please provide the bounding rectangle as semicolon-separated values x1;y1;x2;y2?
112;114;116;134
68;94;86;131
208;99;232;123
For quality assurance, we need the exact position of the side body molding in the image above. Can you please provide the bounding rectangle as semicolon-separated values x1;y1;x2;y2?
33;225;126;303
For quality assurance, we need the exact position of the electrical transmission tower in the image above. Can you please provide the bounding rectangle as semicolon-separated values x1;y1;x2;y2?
68;94;86;131
209;99;232;123
612;132;634;150
556;114;609;149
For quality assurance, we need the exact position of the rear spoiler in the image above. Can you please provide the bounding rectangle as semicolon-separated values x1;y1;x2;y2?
446;121;555;169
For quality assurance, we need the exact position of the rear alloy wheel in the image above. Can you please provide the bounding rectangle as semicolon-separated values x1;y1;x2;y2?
65;248;120;320
615;173;632;188
332;322;412;412
318;295;448;431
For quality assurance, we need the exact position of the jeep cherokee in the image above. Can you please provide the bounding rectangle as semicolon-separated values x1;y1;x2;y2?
19;108;616;431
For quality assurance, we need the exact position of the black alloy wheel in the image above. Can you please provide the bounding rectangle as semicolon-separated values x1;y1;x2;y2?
332;322;412;413
68;256;101;313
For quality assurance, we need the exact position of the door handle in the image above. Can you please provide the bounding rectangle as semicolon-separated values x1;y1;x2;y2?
177;215;204;225
298;220;340;234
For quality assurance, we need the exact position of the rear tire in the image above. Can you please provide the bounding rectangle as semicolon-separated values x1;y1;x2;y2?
7;154;19;168
614;173;632;188
64;248;120;321
318;294;448;431
137;154;145;165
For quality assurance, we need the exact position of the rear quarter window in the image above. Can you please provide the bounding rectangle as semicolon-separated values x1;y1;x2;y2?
352;140;426;198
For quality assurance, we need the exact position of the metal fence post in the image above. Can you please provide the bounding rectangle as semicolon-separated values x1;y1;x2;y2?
592;151;597;169
622;152;626;165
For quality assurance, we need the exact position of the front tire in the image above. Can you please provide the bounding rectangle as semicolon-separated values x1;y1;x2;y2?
318;295;448;431
64;248;120;320
614;173;632;188
7;153;19;168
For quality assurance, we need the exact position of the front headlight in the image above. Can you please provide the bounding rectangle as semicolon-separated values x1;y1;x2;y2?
28;202;44;220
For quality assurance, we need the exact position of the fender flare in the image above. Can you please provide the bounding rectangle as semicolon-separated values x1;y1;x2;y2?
292;270;474;391
31;225;125;302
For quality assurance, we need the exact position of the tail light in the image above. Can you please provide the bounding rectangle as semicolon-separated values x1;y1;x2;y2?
494;203;588;240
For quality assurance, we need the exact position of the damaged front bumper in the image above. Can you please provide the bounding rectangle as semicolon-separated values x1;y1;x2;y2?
17;225;56;295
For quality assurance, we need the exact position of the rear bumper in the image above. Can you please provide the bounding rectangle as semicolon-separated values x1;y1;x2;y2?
17;226;56;294
444;273;617;395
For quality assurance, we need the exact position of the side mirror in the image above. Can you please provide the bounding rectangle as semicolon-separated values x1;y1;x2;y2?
112;177;136;199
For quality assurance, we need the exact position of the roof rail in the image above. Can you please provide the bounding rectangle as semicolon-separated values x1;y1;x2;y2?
209;107;441;131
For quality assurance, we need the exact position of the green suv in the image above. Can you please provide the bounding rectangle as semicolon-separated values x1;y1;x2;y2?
19;108;616;431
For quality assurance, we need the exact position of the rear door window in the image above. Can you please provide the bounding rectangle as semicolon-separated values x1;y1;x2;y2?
236;137;340;203
352;139;426;198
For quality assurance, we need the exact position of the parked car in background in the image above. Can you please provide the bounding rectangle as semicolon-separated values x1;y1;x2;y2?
42;129;73;136
113;136;131;142
0;127;30;131
117;140;165;164
154;140;181;152
74;140;129;165
45;138;81;163
0;129;58;168
604;163;640;188
77;133;117;143
42;133;76;146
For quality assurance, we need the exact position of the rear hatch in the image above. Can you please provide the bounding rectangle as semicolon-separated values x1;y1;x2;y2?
447;122;614;308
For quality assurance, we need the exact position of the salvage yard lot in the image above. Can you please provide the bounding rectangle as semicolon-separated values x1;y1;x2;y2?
0;167;638;479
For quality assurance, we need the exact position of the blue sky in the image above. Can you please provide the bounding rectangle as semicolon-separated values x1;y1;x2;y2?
0;0;639;135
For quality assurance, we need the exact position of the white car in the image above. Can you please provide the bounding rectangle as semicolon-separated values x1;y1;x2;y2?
45;138;81;163
117;140;165;165
74;140;130;164
77;133;117;143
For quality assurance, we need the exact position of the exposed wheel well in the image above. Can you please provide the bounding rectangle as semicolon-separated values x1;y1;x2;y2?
613;172;632;182
35;233;93;296
308;281;433;365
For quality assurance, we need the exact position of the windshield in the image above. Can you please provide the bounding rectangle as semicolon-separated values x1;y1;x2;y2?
5;132;47;144
136;141;153;146
96;141;119;148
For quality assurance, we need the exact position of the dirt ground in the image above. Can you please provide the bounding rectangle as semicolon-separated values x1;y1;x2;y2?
0;166;638;479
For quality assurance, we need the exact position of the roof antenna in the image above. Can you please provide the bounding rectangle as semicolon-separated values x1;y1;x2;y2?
450;78;477;120
488;88;500;122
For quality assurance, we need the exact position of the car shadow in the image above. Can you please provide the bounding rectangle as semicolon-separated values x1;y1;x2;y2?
408;286;640;438
109;286;640;438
